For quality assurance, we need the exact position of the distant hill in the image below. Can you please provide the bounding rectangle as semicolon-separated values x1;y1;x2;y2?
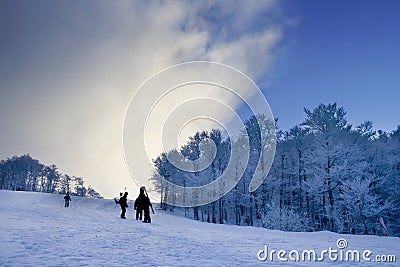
0;154;102;198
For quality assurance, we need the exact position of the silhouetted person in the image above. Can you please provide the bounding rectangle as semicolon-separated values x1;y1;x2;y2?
64;192;71;207
136;186;154;223
134;190;143;220
143;195;154;223
119;192;128;219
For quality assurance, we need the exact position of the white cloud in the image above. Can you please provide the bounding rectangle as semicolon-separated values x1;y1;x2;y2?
0;1;285;198
207;27;282;78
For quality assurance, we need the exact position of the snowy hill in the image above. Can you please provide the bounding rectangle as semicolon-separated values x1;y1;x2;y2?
0;190;398;266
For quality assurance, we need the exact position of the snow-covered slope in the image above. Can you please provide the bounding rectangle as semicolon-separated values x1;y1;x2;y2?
0;190;398;266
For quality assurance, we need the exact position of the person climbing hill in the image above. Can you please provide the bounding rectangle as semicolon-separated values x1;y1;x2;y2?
118;192;128;219
64;192;71;208
134;190;143;220
135;186;154;223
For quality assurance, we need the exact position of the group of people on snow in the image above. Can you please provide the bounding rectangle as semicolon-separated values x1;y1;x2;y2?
116;186;154;223
62;186;154;223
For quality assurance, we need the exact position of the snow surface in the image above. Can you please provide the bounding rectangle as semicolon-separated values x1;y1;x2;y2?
0;190;398;266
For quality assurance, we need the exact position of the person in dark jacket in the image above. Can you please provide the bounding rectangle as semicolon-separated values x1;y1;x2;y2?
64;192;71;207
142;194;154;223
134;190;143;220
135;186;154;223
119;192;129;219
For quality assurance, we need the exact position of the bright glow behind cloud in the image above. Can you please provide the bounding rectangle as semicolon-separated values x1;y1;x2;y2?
0;1;285;198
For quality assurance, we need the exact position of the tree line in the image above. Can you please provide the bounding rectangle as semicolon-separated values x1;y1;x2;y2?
0;154;102;199
151;103;399;236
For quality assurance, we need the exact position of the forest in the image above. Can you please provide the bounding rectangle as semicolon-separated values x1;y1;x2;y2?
0;154;102;199
151;103;400;236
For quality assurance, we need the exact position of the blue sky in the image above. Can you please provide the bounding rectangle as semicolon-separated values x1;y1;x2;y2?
0;1;399;197
267;0;400;131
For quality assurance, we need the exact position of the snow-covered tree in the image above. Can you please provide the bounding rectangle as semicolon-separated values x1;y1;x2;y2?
0;155;102;198
150;104;400;236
